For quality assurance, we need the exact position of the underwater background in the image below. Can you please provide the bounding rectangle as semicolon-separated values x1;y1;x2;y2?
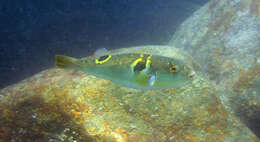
0;0;208;89
1;0;260;141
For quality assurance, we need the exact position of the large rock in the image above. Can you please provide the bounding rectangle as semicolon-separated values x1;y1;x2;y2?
0;45;259;141
169;0;260;137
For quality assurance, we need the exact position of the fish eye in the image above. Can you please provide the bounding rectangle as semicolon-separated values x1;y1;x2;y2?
171;65;177;73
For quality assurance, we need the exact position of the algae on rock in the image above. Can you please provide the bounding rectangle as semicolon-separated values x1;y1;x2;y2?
169;0;260;137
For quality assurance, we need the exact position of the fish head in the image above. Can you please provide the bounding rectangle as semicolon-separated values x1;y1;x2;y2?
148;58;196;89
176;64;196;80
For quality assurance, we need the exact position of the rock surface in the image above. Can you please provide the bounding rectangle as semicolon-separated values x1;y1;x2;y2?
1;0;260;141
169;0;260;137
0;45;259;141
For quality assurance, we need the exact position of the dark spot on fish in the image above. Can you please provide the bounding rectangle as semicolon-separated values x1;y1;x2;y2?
98;55;109;61
134;61;146;72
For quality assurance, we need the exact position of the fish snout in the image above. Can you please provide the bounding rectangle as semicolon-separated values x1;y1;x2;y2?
188;70;196;79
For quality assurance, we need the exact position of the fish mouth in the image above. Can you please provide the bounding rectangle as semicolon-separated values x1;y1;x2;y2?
188;71;196;79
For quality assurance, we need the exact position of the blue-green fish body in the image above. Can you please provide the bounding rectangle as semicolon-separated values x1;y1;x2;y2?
56;53;195;90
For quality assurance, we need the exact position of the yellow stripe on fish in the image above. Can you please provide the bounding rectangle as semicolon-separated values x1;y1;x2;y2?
130;54;144;72
144;55;152;72
130;54;152;73
95;55;112;64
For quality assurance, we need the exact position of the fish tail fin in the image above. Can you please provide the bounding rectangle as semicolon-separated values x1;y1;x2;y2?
55;55;78;69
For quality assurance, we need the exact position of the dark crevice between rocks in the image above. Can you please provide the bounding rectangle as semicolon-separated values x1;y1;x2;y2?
0;94;110;142
234;104;260;138
245;111;260;139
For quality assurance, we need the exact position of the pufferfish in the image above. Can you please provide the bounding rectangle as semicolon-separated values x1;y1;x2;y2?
55;49;196;90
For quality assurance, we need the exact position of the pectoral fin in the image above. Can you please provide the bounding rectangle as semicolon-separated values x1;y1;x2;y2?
135;72;156;87
148;74;156;87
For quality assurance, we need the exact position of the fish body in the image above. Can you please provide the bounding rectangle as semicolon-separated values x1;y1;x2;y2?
56;53;195;90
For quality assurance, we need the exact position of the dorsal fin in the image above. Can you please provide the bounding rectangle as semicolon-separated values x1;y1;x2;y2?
94;48;110;57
